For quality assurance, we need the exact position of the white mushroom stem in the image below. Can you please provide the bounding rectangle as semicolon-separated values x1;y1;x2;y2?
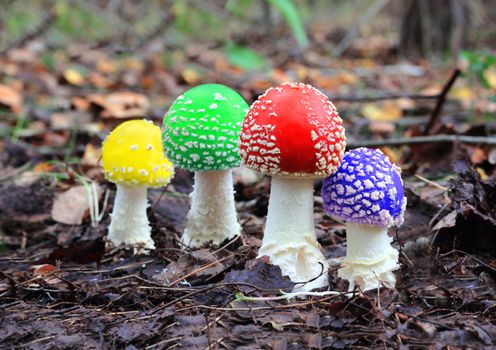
108;184;155;250
338;222;399;292
182;170;240;248
259;177;328;292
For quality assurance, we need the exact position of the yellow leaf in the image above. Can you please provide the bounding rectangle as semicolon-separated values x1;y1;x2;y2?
181;68;200;85
360;102;402;121
484;68;496;89
63;69;84;86
450;86;474;101
477;167;488;180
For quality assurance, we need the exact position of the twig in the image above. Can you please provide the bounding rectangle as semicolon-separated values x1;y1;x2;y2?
329;92;440;102
414;174;448;191
423;69;461;135
235;289;350;302
347;135;496;148
167;254;235;287
144;337;181;350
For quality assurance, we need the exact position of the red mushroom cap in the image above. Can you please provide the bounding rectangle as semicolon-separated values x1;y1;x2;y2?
239;82;346;178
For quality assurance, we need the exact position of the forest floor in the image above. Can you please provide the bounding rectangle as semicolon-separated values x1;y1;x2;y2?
1;38;496;349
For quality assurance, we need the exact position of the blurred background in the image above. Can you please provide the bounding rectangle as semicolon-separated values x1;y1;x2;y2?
0;0;495;175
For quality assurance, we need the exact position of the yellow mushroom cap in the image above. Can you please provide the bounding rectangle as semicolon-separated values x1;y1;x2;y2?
101;119;174;188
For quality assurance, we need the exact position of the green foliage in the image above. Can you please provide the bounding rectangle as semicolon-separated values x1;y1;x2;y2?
269;0;309;49
226;0;254;18
459;50;496;89
53;1;109;41
172;0;226;41
225;44;268;71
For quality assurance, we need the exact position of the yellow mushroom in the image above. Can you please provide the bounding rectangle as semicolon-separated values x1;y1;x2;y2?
101;119;174;250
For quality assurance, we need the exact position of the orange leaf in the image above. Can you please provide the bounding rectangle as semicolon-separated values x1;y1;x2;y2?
0;84;22;114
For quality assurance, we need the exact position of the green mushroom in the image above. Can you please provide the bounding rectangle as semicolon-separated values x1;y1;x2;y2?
163;84;249;247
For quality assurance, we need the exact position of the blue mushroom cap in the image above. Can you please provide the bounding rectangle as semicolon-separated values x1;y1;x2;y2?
321;147;406;227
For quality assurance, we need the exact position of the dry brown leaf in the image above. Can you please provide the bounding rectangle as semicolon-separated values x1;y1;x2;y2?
396;97;416;110
368;120;395;134
81;144;102;166
432;210;457;231
470;146;487;164
88;92;150;119
420;84;442;95
0;84;22;114
181;68;200;85
51;185;102;225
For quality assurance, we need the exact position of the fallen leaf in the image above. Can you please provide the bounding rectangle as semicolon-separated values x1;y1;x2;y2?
51;185;102;225
88;92;150;119
223;256;295;292
360;101;402;121
33;264;57;275
181;67;200;85
0;84;22;114
450;85;474;102
484;67;496;89
81;144;101;166
368;120;395;134
39;237;106;264
63;68;85;86
432;210;457;231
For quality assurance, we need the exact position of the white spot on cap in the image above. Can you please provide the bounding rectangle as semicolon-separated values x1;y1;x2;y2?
214;92;226;101
130;145;138;151
311;130;318;141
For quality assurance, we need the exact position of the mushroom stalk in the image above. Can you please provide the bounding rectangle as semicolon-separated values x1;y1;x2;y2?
182;170;240;247
260;177;328;292
108;184;154;249
338;222;399;291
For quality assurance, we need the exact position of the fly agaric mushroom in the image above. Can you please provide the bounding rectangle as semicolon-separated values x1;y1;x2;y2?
102;119;174;250
239;82;346;291
321;147;406;291
162;84;249;248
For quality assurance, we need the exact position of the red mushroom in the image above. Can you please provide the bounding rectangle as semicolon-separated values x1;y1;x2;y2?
239;82;346;291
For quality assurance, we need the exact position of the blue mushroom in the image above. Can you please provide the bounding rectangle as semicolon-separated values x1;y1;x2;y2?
321;147;406;291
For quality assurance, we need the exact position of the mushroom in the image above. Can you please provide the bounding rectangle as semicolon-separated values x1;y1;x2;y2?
321;147;406;291
239;82;346;291
101;119;174;250
162;84;249;248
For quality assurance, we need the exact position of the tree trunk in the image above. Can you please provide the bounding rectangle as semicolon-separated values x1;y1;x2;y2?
398;0;476;58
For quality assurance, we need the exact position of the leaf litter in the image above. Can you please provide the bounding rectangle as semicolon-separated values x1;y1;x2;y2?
1;32;496;350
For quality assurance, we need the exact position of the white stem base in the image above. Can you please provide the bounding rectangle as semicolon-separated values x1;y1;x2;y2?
338;222;399;291
108;184;155;250
182;170;241;248
259;177;328;292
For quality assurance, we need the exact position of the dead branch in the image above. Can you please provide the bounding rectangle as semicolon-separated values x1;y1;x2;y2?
347;135;496;148
423;69;462;135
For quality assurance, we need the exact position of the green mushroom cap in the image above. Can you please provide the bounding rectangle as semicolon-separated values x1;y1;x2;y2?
162;84;249;171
